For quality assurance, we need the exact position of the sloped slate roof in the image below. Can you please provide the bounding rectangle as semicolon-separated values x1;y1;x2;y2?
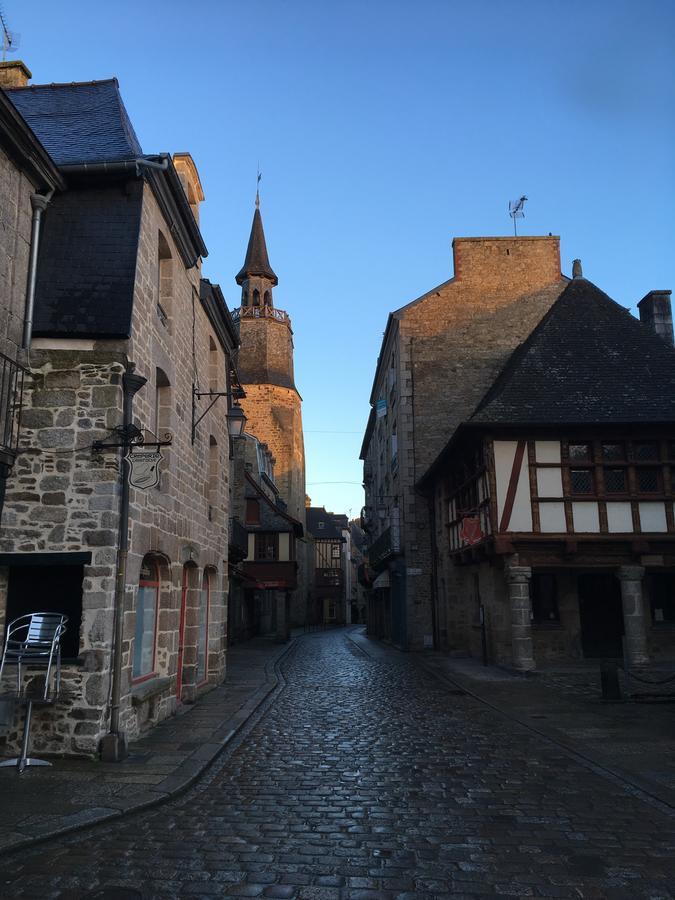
6;79;142;165
306;507;343;540
470;277;675;426
236;206;278;286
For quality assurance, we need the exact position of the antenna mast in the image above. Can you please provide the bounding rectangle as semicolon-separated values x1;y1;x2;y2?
0;6;19;62
508;195;528;236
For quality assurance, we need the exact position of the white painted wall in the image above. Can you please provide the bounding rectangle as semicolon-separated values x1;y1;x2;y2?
494;441;532;532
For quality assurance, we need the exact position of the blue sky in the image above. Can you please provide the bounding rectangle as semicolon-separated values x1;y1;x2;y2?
11;0;675;519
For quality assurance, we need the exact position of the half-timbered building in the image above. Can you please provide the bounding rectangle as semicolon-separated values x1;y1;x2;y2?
418;272;675;671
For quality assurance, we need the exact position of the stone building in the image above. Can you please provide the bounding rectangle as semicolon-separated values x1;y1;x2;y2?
227;433;303;644
417;273;675;670
348;520;368;625
0;64;64;502
361;236;566;649
233;194;309;625
0;66;238;758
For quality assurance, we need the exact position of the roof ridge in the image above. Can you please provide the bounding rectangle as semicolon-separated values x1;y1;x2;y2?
7;77;119;91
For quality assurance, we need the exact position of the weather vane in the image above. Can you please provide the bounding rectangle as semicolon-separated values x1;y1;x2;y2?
508;195;528;236
256;165;262;208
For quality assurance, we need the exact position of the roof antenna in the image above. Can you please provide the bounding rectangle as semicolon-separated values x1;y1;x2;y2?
0;7;20;62
256;164;261;209
508;195;527;236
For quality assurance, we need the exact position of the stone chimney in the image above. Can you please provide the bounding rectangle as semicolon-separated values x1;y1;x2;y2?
0;60;31;88
451;236;561;293
638;290;673;346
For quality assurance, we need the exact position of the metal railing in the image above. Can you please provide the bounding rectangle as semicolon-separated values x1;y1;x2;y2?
231;306;290;324
0;351;26;472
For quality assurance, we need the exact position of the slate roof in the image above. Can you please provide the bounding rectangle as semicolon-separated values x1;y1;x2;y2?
306;508;344;540
236;206;278;286
468;278;675;426
6;79;142;165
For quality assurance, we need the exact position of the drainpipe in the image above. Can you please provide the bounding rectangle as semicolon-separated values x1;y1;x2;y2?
58;155;170;177
101;365;147;763
22;190;54;350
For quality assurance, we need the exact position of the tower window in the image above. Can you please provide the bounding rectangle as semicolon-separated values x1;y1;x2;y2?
252;289;260;307
242;289;249;308
263;290;272;307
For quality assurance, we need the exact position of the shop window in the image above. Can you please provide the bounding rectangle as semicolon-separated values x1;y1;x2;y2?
196;570;210;683
5;563;84;659
245;498;260;524
255;532;278;560
651;574;675;624
133;558;159;681
530;574;559;623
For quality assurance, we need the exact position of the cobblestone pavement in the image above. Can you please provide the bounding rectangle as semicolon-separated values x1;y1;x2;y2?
3;628;675;900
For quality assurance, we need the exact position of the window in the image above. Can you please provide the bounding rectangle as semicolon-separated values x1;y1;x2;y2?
637;467;661;493
133;559;159;680
157;231;172;326
5;561;84;660
263;290;272;307
245;498;260;524
568;443;591;461
252;289;260;307
242;289;249;307
570;469;594;494
530;574;559;623
208;336;219;394
650;574;675;624
634;442;659;461
331;544;341;559
602;443;624;461
604;468;627;493
208;437;218;522
196;571;210;683
155;368;171;439
255;532;278;560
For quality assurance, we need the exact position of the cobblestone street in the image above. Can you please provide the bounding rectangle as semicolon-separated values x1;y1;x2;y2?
3;628;675;900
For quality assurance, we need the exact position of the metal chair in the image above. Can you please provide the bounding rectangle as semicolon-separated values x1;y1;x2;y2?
0;613;68;773
0;613;68;700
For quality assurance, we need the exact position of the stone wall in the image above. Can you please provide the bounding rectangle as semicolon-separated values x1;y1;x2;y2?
0;180;233;756
0;142;34;359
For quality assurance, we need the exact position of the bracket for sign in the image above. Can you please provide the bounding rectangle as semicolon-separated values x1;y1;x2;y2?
192;387;228;444
92;425;173;452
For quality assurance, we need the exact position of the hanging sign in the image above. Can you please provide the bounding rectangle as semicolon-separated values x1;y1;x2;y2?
126;448;163;490
459;516;484;546
375;399;387;418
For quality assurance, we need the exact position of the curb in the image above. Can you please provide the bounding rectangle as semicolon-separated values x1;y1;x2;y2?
0;637;298;858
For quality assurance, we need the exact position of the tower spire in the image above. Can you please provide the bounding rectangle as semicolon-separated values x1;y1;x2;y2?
236;191;278;287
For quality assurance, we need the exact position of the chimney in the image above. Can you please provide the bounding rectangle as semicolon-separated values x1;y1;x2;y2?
0;60;31;88
638;290;674;346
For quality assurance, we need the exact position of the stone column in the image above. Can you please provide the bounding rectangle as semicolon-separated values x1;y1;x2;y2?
617;566;649;666
507;565;535;672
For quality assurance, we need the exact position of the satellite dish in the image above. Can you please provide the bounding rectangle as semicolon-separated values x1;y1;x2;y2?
508;196;528;235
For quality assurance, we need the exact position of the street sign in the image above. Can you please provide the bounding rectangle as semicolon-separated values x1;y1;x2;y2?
125;448;163;490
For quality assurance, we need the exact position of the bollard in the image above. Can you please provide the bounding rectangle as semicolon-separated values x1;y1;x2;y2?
600;660;622;702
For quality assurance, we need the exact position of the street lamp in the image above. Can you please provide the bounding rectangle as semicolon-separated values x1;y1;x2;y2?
227;402;247;438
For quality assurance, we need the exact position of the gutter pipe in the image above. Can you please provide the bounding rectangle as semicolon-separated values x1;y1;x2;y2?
58;154;170;176
22;190;54;350
101;365;147;763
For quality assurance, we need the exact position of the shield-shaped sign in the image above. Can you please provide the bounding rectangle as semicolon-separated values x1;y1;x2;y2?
125;449;163;490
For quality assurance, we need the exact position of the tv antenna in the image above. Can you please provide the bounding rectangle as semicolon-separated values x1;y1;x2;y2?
0;7;20;62
508;195;527;236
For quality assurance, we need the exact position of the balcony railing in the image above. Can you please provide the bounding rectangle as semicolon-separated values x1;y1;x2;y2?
231;306;290;324
368;527;401;570
0;351;26;473
228;517;249;564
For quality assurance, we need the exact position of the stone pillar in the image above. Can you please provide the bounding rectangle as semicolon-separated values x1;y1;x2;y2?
617;566;649;666
506;565;535;672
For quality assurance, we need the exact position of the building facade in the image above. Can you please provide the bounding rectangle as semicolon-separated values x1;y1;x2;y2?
417;274;675;670
361;236;567;649
306;507;347;625
0;68;238;758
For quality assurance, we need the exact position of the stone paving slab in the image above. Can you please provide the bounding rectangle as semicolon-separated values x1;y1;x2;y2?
0;635;295;856
348;632;675;816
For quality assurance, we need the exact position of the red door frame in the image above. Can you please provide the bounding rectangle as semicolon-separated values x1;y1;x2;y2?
176;565;189;700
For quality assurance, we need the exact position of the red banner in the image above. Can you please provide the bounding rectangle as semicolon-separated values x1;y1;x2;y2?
459;516;484;546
